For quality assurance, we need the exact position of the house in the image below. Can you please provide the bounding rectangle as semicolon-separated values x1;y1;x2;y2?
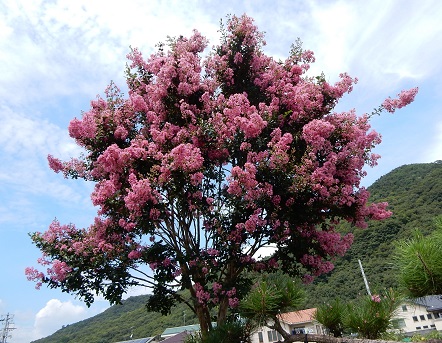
161;331;190;343
394;295;442;336
250;308;326;343
161;323;203;339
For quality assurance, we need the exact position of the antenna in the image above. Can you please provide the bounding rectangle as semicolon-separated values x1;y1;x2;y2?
0;313;16;343
358;259;371;296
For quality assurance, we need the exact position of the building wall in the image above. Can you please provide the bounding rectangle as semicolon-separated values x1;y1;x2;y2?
395;302;442;335
250;320;325;343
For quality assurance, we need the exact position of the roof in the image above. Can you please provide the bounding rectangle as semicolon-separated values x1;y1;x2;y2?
161;324;201;336
161;331;189;343
113;337;155;343
412;295;442;312
278;308;317;325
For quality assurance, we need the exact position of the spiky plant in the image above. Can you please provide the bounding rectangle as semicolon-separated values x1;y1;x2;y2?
314;298;347;337
394;218;442;297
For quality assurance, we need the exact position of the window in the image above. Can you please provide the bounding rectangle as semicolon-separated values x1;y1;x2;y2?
423;325;428;329
420;315;426;321
413;316;419;322
258;332;263;343
268;330;278;342
431;324;436;328
402;305;408;311
427;314;432;319
434;312;441;319
416;327;421;330
392;319;406;328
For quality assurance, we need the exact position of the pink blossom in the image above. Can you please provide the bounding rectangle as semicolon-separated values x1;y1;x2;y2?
382;87;419;113
228;297;239;308
128;250;142;259
25;267;45;289
47;260;72;282
47;155;64;173
371;294;381;303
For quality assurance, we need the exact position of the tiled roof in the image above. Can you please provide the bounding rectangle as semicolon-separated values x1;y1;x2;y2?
278;308;317;325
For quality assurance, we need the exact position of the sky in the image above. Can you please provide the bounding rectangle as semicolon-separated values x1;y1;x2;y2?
0;0;441;342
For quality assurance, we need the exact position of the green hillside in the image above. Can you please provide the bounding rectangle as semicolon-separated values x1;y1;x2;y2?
33;161;442;343
31;295;199;343
305;161;442;306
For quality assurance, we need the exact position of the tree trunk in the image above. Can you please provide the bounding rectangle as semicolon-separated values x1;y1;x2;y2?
217;297;229;326
195;302;212;340
268;316;290;341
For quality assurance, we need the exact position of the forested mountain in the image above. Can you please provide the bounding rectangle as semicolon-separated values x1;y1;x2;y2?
31;295;199;343
32;162;442;343
304;161;442;306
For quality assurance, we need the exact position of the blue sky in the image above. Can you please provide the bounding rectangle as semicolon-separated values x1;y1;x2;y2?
0;0;441;342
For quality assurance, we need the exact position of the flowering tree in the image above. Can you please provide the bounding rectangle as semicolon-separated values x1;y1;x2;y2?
26;15;417;337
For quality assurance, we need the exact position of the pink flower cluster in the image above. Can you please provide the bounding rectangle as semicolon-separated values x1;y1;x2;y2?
382;87;418;113
371;294;381;303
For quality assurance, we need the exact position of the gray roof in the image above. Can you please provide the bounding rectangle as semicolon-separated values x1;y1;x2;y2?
113;337;155;343
412;295;442;311
162;324;201;336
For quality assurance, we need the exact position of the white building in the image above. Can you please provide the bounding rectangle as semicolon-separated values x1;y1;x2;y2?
250;308;326;343
394;295;442;336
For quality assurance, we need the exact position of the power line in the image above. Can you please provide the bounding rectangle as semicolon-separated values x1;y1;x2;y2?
0;313;16;343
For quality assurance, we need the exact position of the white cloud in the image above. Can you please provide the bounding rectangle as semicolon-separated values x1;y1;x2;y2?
0;104;95;231
34;299;86;335
0;0;222;107
298;0;442;91
9;299;107;343
0;104;90;202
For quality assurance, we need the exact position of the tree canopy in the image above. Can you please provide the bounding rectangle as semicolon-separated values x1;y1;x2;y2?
26;14;417;337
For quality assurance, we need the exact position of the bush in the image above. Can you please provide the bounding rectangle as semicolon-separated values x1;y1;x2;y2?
344;289;403;339
184;321;252;343
314;299;347;337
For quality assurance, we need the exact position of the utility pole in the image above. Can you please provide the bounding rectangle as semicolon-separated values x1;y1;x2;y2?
0;313;16;343
358;259;371;296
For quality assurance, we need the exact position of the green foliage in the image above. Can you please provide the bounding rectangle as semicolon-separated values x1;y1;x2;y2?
411;329;442;342
185;321;253;343
306;162;442;307
315;289;403;340
314;299;347;337
394;217;442;297
239;274;305;326
344;289;403;339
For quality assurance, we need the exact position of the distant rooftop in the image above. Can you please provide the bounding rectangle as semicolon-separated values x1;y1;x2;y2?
412;295;442;312
161;331;190;343
113;337;155;343
278;308;317;325
161;323;201;336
